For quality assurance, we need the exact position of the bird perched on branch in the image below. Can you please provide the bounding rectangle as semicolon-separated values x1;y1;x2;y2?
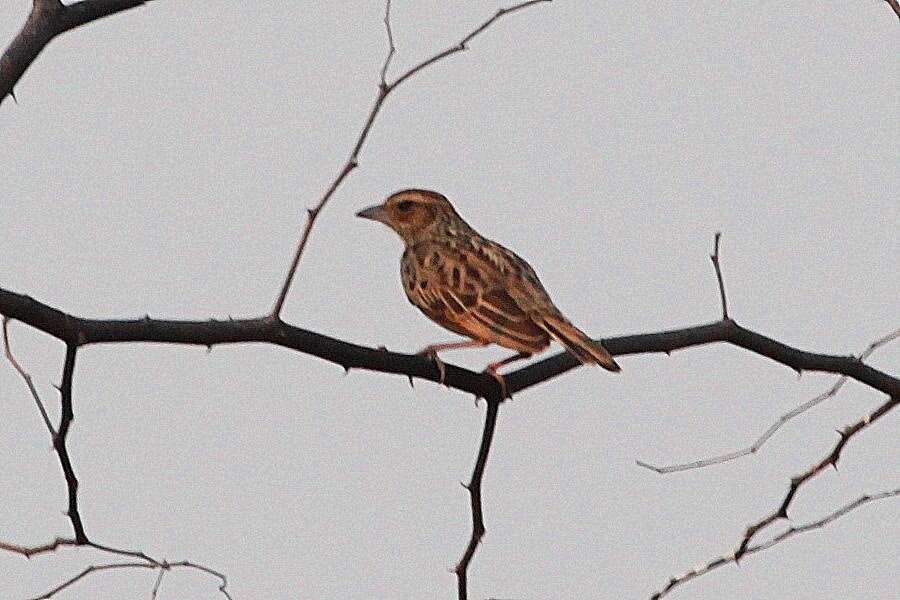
357;189;620;396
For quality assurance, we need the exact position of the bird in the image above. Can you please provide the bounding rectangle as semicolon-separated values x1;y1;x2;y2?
356;189;620;396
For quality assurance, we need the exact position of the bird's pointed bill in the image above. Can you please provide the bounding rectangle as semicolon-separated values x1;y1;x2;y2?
356;204;388;223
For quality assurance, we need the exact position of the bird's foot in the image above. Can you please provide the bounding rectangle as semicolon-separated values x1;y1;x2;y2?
417;347;447;385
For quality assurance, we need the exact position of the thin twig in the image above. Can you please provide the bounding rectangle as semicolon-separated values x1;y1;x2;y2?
454;399;501;600
169;560;233;600
650;488;900;599
27;557;232;600
3;317;56;435
0;539;231;600
151;566;166;600
0;537;77;558
637;327;900;473
28;562;155;600
270;0;552;318
733;393;898;560
86;540;159;564
379;0;395;86
710;232;729;319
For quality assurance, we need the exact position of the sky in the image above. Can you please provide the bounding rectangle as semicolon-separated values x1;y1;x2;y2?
0;1;898;599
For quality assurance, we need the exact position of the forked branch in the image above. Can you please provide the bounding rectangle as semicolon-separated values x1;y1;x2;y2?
733;393;898;561
0;0;150;105
650;488;900;599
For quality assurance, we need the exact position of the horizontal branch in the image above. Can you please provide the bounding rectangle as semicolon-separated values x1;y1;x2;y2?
1;288;897;403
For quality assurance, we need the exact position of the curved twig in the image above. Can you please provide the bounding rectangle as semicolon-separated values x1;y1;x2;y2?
28;561;155;600
3;317;55;434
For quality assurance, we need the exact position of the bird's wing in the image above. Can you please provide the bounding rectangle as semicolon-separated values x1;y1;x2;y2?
404;241;549;353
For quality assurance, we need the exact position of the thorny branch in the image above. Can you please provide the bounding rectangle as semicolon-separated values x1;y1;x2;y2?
0;0;150;105
270;0;552;318
733;393;899;561
650;488;900;599
56;344;86;542
455;399;501;600
2;287;897;402
638;327;900;473
2;263;897;598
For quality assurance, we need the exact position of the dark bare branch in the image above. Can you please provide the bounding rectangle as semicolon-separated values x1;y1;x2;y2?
650;488;900;599
638;328;900;473
455;399;501;600
56;344;86;542
0;0;150;105
270;0;552;318
1;288;897;403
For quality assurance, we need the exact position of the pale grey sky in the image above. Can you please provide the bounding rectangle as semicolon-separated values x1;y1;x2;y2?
1;1;898;599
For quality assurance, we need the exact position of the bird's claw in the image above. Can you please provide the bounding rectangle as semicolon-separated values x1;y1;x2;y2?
417;348;447;386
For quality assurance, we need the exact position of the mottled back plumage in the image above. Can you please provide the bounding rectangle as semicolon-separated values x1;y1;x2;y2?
357;189;620;373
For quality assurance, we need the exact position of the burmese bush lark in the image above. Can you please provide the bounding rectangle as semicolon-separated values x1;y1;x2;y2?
357;189;620;392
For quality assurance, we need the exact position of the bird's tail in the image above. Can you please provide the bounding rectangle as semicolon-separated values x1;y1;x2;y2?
538;314;621;372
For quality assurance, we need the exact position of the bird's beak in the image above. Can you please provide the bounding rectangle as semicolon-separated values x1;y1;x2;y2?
356;204;388;224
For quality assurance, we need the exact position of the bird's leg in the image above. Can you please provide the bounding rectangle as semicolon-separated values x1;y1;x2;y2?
483;352;532;399
416;339;488;385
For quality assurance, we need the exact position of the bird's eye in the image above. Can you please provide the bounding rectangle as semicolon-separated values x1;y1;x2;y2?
397;200;414;212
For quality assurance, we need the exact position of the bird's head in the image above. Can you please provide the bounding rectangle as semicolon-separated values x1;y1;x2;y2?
356;189;468;245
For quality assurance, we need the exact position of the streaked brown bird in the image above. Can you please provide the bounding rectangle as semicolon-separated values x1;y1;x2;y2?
357;189;620;395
